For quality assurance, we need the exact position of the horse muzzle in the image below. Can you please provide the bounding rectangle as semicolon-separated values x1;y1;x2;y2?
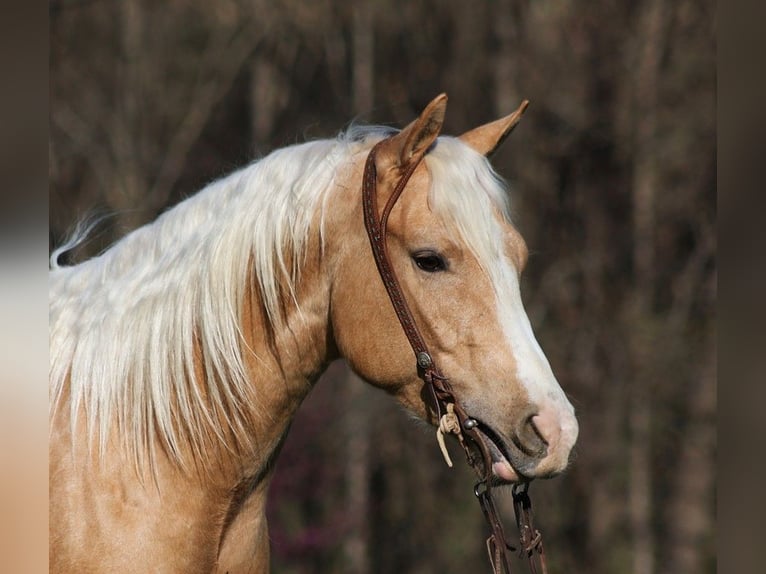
471;404;579;483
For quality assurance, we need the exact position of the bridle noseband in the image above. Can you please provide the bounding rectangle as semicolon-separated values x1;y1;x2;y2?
362;139;549;574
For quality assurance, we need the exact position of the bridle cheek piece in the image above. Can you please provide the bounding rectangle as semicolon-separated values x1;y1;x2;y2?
362;139;549;574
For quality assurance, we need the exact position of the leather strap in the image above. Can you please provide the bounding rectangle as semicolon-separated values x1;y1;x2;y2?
361;139;548;574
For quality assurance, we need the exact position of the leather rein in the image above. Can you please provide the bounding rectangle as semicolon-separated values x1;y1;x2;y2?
362;139;549;574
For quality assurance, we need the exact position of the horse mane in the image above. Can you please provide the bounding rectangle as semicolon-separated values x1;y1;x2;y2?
49;126;513;475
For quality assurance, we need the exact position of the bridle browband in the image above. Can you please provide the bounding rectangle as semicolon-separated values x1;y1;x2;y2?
362;139;549;574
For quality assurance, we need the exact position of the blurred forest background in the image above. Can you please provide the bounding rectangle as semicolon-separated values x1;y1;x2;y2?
49;0;716;573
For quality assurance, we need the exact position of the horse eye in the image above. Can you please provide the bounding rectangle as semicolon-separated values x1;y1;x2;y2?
413;252;446;272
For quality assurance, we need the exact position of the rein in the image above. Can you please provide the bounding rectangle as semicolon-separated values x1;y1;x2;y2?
362;140;549;574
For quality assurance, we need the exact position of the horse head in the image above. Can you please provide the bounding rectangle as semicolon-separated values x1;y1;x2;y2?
329;94;578;483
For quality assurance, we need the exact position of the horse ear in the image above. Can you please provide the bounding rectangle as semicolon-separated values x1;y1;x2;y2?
378;93;448;170
458;100;529;157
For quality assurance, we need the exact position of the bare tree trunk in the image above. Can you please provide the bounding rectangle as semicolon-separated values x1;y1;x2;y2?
342;367;371;574
631;0;666;307
491;0;522;115
342;10;376;572
112;0;146;234
629;1;669;574
662;331;715;574
250;54;288;151
352;2;374;115
445;0;485;128
629;385;654;574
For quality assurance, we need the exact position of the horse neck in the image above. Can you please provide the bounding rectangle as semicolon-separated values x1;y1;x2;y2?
51;146;351;492
175;191;339;488
233;233;336;473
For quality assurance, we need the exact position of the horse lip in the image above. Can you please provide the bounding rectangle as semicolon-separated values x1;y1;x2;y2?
470;419;530;482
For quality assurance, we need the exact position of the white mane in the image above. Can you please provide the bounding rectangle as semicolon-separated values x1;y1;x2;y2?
49;127;512;472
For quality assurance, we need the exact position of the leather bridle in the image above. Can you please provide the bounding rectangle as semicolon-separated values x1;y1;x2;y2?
362;139;549;574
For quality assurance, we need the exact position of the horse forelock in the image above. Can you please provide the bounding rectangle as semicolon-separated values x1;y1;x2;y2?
424;137;515;286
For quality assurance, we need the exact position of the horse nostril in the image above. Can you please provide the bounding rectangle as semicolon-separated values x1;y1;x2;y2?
529;416;549;445
513;414;548;458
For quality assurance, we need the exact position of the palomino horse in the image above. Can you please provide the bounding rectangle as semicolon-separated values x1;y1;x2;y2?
50;94;578;572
